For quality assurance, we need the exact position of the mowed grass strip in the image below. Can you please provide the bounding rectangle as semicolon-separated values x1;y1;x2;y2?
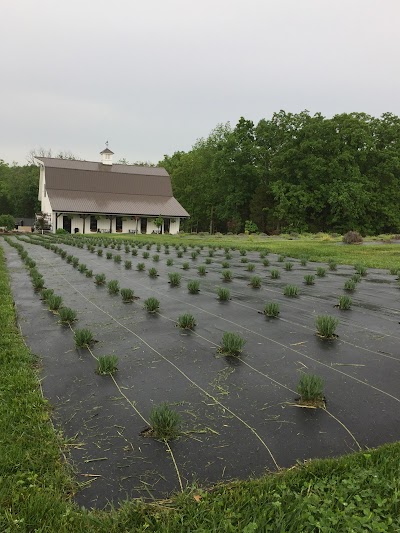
1;241;400;531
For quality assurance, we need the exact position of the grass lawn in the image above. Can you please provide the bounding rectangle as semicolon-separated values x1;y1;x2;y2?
1;236;400;531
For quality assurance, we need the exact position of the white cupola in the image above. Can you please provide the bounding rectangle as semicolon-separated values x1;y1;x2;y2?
100;142;114;165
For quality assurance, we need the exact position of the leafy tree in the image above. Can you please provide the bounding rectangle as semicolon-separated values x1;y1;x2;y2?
0;214;16;231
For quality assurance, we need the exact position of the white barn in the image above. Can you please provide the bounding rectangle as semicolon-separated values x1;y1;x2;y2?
36;147;189;235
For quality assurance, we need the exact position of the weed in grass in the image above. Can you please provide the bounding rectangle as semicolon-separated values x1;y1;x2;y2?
338;295;352;310
297;373;325;406
148;267;158;278
78;264;87;273
316;315;339;338
222;270;233;282
149;403;181;440
217;287;230;301
344;279;356;291
249;275;262;288
264;302;280;318
246;263;255;272
94;273;106;285
187;280;200;294
142;251;150;259
107;279;120;294
300;256;309;266
182;262;190;270
177;313;196;329
106;252;113;259
121;288;135;302
97;249;103;256
328;260;337;271
48;294;63;311
144;297;160;313
197;265;207;276
74;328;94;348
166;258;174;266
262;259;270;267
137;262;145;271
270;269;280;279
219;332;246;355
205;257;212;264
168;272;182;286
283;285;299;297
240;257;249;263
85;269;93;278
304;274;315;285
96;354;118;375
354;264;368;276
316;267;326;277
114;254;122;263
58;307;77;324
152;254;160;262
124;260;132;270
285;262;293;271
41;288;54;301
222;261;230;268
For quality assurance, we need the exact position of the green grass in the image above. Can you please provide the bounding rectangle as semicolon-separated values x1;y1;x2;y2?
218;332;246;355
96;355;118;375
1;239;400;531
176;313;196;329
149;403;181;440
264;302;280;318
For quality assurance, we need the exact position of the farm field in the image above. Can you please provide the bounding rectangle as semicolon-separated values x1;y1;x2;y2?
3;233;400;515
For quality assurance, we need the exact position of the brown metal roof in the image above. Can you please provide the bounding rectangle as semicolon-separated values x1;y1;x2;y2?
36;157;189;217
47;190;190;217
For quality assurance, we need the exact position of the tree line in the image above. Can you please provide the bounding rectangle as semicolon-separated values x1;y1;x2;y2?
160;111;400;235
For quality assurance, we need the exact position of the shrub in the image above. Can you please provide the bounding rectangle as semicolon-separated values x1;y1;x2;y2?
239;249;247;256
283;285;299;297
58;307;77;324
85;269;93;278
96;355;118;375
124;260;132;270
177;313;196;329
152;254;160;262
137;262;145;271
240;257;248;263
262;259;270;267
219;332;246;355
225;252;232;260
66;255;73;264
113;254;122;263
285;262;293;271
72;257;79;268
148;267;158;278
166;258;174;266
149;403;181;440
78;264;87;273
316;267;326;277
328;260;337;271
60;250;67;259
107;280;120;294
217;287;230;301
205;257;212;264
182;262;190;270
249;275;262;288
191;251;198;260
300;256;308;266
351;273;361;283
131;248;138;256
270;269;280;279
48;294;63;311
246;263;255;272
177;251;183;258
354;264;367;276
389;267;399;276
197;265;207;276
304;274;315;285
41;288;54;302
264;302;280;318
168;272;182;286
187;280;200;294
278;255;285;262
344;279;356;291
125;246;130;254
32;276;45;291
259;251;267;259
144;297;160;313
315;315;339;338
121;288;135;302
297;374;325;404
343;231;363;244
222;261;230;268
97;249;103;256
142;251;150;259
208;250;214;257
74;328;94;348
338;295;352;310
222;270;233;282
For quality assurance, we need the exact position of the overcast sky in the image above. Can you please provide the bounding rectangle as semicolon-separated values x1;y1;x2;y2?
1;0;399;165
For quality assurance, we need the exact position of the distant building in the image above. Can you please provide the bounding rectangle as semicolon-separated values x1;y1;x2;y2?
35;147;189;234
